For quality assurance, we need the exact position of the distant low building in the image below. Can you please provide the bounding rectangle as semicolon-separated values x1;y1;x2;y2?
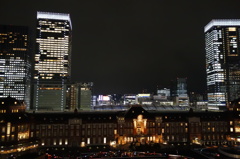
189;92;208;110
157;88;170;100
136;93;152;104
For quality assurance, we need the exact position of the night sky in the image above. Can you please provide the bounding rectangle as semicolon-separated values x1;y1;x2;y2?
1;0;240;95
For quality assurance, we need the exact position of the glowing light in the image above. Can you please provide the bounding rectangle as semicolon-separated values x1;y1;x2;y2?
65;139;68;145
104;137;106;144
81;142;85;147
110;141;116;147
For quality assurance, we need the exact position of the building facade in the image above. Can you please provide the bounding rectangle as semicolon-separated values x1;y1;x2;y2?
170;78;189;106
66;82;93;111
157;88;170;100
170;78;188;97
79;82;93;110
1;97;240;157
0;25;31;109
23;106;240;149
0;97;38;158
33;11;72;111
205;19;240;110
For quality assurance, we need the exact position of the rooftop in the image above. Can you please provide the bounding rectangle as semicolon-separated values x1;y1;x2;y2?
204;19;240;32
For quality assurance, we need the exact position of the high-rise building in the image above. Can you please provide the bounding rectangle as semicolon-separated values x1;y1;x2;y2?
170;78;188;97
33;11;72;111
170;78;189;106
66;82;93;111
0;25;31;109
205;19;240;110
79;82;93;110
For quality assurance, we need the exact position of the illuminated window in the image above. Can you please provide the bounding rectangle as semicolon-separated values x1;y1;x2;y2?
41;140;45;146
53;139;56;145
59;139;62;145
1;135;5;141
0;110;6;113
11;126;15;132
228;27;236;31
2;127;6;133
11;135;14;141
81;142;85;147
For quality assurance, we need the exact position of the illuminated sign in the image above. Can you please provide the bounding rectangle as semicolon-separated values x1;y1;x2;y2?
137;94;150;98
125;96;136;99
98;95;110;101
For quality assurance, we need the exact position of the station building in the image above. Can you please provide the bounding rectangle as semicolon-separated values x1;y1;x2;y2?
1;97;240;157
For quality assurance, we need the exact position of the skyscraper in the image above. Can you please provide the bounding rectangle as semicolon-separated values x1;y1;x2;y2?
0;25;31;109
170;78;189;106
205;19;240;110
170;78;188;97
33;11;72;111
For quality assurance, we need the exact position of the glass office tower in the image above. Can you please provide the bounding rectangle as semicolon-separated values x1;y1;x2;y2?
170;78;188;97
205;19;240;110
0;25;31;109
170;78;189;106
33;11;72;111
